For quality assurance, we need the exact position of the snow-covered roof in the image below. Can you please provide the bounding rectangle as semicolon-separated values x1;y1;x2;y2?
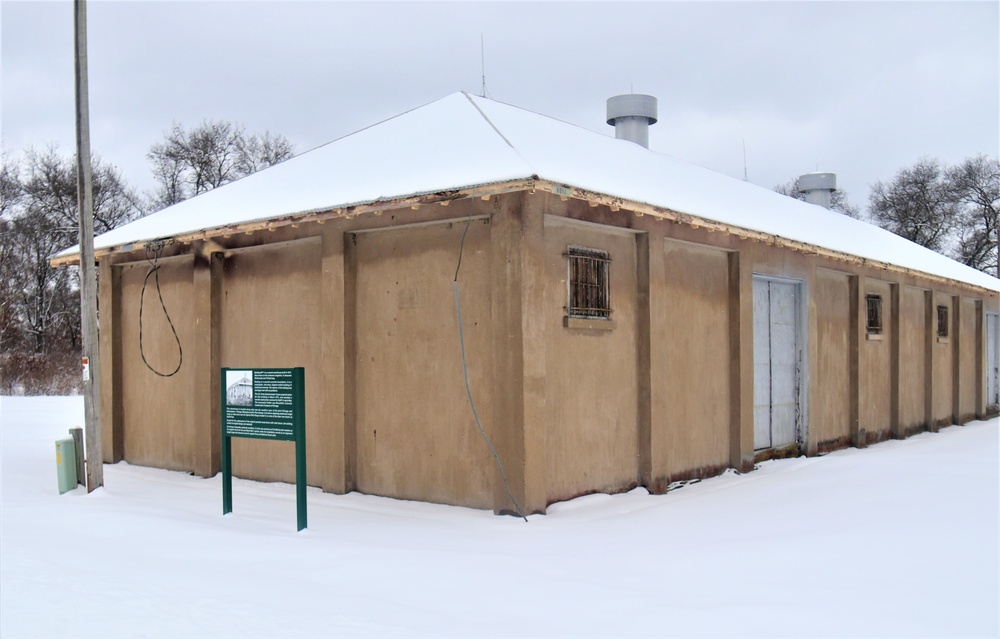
59;92;997;291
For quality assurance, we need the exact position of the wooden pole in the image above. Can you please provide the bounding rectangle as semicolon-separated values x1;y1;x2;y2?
74;0;103;491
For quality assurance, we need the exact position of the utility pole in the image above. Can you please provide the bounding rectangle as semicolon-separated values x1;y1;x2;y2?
74;0;103;491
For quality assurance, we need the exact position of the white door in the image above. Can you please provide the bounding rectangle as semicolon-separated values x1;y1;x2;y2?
753;278;801;450
987;313;999;411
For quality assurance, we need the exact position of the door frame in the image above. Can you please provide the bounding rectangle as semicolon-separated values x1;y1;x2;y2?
752;274;809;454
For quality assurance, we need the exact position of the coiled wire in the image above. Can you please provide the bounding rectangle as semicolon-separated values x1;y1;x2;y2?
138;241;183;377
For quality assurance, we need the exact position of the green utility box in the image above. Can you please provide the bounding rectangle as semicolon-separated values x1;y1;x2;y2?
55;438;77;495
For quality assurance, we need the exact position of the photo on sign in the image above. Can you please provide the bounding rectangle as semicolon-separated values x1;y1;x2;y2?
225;371;253;406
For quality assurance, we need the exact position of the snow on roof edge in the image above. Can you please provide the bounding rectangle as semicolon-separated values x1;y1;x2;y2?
51;174;999;293
50;176;533;261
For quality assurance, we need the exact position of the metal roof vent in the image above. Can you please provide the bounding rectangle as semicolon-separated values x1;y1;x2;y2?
798;172;837;209
606;94;657;148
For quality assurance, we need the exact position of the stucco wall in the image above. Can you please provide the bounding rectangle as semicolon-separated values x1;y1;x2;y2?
220;238;322;485
932;292;955;424
898;286;929;432
543;218;639;504
812;269;851;449
959;297;978;422
118;256;195;471
351;220;494;508
652;240;731;482
861;279;893;439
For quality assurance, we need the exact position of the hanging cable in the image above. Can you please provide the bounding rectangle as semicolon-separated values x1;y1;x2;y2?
139;240;183;377
454;196;528;521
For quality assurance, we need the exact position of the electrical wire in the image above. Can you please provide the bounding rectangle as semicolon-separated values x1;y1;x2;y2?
139;240;183;377
454;197;528;521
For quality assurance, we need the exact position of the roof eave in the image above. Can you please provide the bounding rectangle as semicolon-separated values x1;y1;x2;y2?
49;176;997;297
532;179;998;297
48;177;537;268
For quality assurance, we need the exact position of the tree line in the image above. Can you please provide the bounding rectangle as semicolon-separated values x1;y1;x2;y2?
1;118;996;394
1;121;292;393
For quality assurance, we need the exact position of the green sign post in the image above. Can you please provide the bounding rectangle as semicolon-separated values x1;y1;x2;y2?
220;367;306;531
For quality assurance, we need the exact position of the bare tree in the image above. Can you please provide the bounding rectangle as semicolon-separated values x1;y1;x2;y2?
0;157;23;216
0;158;24;353
866;156;998;277
20;147;143;242
7;207;78;353
237;131;295;175
0;154;78;391
946;155;999;277
774;176;861;218
148;120;294;209
868;158;960;253
1;148;144;392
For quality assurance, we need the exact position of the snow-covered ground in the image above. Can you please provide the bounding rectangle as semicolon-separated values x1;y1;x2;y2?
1;396;997;638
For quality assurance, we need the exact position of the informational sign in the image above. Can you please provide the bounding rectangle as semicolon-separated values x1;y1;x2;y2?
220;367;306;531
222;369;297;440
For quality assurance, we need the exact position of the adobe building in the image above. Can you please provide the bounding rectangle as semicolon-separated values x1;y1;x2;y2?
53;93;999;515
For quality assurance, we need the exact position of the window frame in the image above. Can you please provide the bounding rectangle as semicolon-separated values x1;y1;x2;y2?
565;245;612;321
937;304;949;339
865;294;883;337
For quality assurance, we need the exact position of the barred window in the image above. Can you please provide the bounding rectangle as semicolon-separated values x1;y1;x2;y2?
567;246;611;319
865;294;883;335
937;305;949;338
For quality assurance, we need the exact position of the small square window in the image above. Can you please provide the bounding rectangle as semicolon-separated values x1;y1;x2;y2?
865;294;883;335
567;246;611;319
937;305;949;338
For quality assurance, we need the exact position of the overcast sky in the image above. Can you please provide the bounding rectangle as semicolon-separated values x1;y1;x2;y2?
2;1;997;212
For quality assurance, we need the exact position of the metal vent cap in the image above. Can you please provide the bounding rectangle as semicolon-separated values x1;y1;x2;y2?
798;172;837;192
606;94;658;125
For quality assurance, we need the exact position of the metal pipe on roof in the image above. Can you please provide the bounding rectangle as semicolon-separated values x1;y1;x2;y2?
606;94;658;148
799;172;837;209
